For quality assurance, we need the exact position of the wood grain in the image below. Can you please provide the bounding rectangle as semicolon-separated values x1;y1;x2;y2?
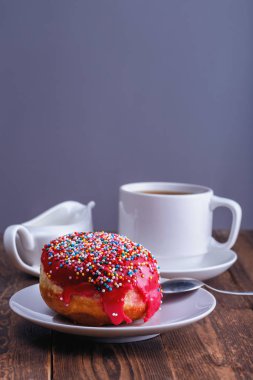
52;333;171;380
0;236;51;380
1;231;253;379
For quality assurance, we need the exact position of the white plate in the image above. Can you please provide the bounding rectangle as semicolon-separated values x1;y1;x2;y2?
159;249;237;281
9;284;216;343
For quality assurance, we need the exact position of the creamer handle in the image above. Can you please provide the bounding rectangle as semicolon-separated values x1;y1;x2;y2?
3;225;38;276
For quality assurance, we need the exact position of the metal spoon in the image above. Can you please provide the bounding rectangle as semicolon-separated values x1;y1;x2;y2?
161;278;253;295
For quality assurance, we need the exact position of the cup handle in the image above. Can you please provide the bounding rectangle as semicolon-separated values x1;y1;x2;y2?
3;225;38;276
209;195;242;250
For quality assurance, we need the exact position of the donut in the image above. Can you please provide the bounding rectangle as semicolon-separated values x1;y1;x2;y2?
40;232;162;326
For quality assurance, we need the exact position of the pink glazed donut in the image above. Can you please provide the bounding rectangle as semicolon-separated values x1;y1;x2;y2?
40;232;162;326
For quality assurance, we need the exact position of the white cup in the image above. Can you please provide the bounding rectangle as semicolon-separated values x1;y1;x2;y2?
3;201;95;277
119;182;242;259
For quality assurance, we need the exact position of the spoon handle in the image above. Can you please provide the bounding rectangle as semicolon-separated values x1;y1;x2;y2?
204;284;253;296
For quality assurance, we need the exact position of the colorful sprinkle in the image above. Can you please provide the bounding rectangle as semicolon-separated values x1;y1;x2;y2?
41;231;160;293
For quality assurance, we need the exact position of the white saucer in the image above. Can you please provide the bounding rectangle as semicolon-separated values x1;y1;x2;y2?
159;249;237;281
9;284;216;343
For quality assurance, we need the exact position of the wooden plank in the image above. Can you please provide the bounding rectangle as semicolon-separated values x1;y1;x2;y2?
212;231;253;309
52;333;171;380
161;301;253;380
161;321;236;380
0;236;51;380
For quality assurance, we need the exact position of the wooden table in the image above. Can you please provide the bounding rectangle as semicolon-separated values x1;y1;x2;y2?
1;231;253;380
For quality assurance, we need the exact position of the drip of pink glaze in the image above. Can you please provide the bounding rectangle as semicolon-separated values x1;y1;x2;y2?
143;288;162;322
135;266;162;321
101;287;132;325
62;283;97;305
59;281;133;325
52;266;162;324
55;275;161;325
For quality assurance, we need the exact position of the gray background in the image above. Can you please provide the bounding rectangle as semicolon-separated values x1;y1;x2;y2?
0;0;253;232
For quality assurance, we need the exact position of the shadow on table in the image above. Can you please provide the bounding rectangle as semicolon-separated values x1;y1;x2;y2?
13;319;51;351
